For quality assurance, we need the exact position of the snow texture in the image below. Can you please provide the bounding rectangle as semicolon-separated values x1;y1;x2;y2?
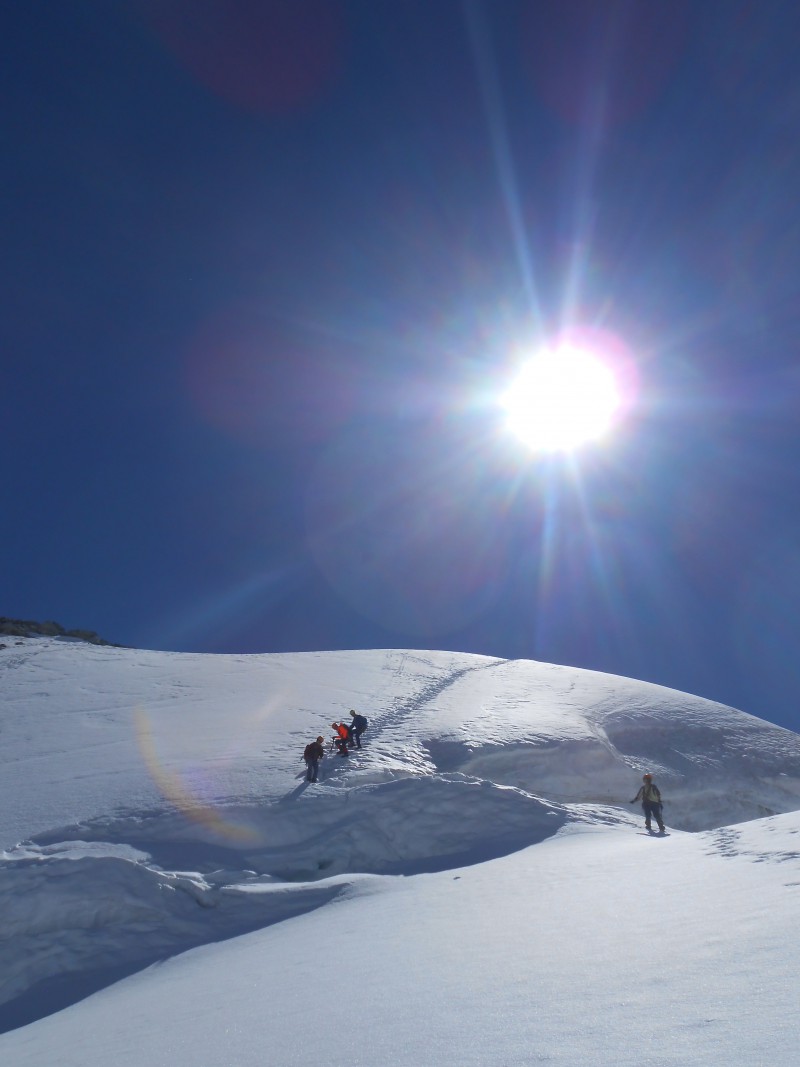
1;637;799;1064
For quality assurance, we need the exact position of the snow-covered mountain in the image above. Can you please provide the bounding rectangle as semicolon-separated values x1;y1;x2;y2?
2;637;799;1065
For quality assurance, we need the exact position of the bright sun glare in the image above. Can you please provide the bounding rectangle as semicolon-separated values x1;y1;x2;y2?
502;346;622;452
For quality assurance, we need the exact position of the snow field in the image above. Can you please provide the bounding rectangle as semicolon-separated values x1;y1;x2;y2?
2;637;800;1064
3;818;799;1066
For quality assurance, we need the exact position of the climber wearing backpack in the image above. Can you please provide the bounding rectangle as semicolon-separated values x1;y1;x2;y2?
349;709;368;749
303;736;325;782
331;722;350;756
630;773;666;833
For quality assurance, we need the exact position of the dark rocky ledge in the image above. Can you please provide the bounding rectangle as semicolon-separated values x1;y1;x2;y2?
0;617;121;646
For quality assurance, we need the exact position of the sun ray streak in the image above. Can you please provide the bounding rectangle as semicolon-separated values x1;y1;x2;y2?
559;7;629;328
566;458;622;616
464;0;543;327
533;465;562;651
561;88;607;328
153;563;303;649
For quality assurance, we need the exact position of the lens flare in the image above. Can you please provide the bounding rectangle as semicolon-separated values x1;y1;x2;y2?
135;708;263;845
142;0;343;115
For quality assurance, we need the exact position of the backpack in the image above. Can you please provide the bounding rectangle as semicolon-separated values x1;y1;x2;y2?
303;743;316;761
354;714;368;731
643;782;661;803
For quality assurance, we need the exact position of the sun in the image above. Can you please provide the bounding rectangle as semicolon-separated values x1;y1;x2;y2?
501;346;623;452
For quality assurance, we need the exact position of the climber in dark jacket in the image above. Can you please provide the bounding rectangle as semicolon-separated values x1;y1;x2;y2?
630;773;666;833
303;737;325;782
349;709;368;749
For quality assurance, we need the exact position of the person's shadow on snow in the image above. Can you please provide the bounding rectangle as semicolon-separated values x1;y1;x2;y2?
279;781;312;804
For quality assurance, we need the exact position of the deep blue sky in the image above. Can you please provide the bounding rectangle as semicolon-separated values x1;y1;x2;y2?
4;1;800;732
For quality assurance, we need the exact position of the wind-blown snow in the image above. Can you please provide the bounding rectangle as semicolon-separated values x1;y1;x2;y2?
1;637;799;1064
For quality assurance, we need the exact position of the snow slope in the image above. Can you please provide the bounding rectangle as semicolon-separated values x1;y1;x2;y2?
1;637;800;1064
